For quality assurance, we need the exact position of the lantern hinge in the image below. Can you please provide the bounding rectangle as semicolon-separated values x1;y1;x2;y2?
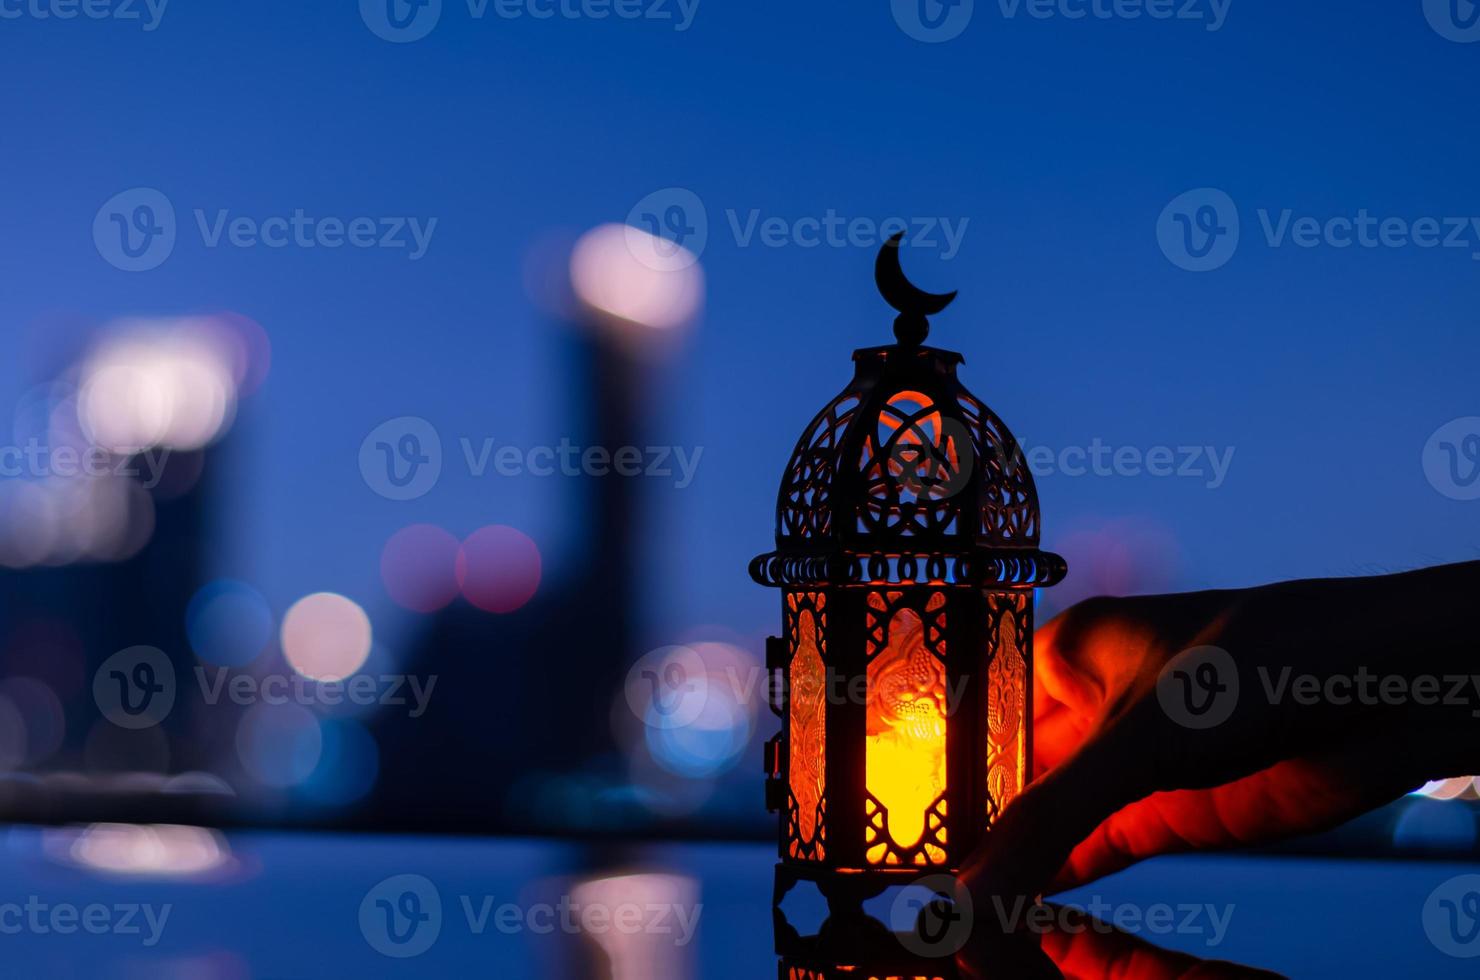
765;635;786;671
763;734;783;778
765;777;785;813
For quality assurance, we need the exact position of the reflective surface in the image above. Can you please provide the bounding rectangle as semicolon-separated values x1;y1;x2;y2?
0;830;1475;977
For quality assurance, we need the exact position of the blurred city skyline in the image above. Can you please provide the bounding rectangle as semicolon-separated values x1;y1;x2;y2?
2;4;1479;815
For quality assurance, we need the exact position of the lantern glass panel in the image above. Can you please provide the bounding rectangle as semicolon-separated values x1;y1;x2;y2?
789;604;826;855
865;591;948;866
987;595;1030;815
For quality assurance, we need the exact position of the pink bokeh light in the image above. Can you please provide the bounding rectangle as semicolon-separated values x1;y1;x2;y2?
380;524;462;613
456;525;542;614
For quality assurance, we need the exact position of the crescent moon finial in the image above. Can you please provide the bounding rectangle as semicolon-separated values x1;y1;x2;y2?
875;232;957;346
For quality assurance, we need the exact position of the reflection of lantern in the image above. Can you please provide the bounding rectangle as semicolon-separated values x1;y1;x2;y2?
751;236;1065;915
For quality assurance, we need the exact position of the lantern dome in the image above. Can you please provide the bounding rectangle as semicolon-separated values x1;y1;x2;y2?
750;237;1065;591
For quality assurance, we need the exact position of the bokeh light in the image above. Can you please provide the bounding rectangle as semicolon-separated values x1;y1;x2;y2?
570;223;704;333
204;311;272;397
1043;516;1182;618
0;678;64;767
1393;798;1479;851
1414;776;1477;801
0;482;58;568
63;824;232;879
638;642;757;780
235;703;323;789
380;524;461;613
571;873;699;980
281;592;372;682
187;580;274;667
456;525;542;614
298;719;379;807
76;318;240;453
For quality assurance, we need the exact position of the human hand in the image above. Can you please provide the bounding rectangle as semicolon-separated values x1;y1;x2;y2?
960;563;1480;900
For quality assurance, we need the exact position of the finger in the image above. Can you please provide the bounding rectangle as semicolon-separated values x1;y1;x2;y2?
1032;697;1085;776
1051;727;1424;891
968;664;1289;902
962;705;1166;901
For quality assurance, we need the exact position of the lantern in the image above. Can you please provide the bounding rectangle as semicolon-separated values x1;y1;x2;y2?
751;235;1066;922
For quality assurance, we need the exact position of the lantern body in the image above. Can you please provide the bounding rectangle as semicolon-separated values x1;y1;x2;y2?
752;342;1065;897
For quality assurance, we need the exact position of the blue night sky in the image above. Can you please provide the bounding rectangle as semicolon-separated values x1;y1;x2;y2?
2;0;1477;651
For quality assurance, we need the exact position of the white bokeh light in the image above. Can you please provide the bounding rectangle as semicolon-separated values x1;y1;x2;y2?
281;592;373;682
76;318;239;453
570;223;704;333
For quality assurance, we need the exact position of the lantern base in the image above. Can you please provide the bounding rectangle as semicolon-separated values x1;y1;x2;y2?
772;862;960;964
774;864;1057;978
